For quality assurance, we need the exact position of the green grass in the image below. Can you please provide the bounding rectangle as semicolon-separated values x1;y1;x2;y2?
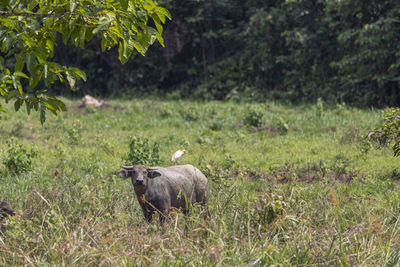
0;98;399;265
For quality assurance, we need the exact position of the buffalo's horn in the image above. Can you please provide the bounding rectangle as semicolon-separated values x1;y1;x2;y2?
121;165;134;170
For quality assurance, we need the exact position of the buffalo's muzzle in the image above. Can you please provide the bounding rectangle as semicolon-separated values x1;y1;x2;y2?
136;180;144;185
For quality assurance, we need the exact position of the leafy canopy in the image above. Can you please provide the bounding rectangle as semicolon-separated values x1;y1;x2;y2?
0;0;170;123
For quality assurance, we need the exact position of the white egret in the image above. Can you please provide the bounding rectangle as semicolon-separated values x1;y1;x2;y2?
171;149;187;163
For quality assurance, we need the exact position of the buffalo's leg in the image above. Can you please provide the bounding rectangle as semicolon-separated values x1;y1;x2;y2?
142;208;154;223
203;205;211;220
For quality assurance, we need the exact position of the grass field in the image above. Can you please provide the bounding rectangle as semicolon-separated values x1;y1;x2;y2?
0;98;399;265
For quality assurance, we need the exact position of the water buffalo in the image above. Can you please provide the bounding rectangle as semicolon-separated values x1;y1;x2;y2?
118;164;209;223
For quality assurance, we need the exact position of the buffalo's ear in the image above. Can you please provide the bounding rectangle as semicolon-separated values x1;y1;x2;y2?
147;170;161;178
117;169;129;179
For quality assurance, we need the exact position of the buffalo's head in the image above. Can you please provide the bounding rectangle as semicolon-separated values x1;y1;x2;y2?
119;165;162;186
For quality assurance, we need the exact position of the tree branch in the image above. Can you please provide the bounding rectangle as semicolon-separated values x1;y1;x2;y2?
0;11;68;18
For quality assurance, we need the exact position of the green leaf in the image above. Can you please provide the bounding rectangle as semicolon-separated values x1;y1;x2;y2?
25;101;31;115
70;0;77;12
125;39;134;59
118;41;128;64
7;90;20;101
151;14;163;34
85;29;94;42
26;53;36;73
93;16;114;34
39;104;46;124
33;101;38;111
136;31;150;55
11;75;22;95
65;70;76;90
15;53;25;72
46;39;54;52
68;67;87;81
27;0;38;10
47;98;66;112
132;40;144;55
79;27;86;48
155;32;164;47
3;35;16;52
43;101;57;115
0;56;4;70
155;6;171;23
29;65;43;88
14;98;22;112
14;72;29;79
120;0;128;10
101;38;108;52
43;64;49;86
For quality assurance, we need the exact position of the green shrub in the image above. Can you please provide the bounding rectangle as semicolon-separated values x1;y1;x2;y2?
244;110;264;127
159;107;173;119
179;107;199;122
369;108;400;156
3;138;37;174
197;130;216;145
123;136;163;166
254;193;287;225
208;120;223;131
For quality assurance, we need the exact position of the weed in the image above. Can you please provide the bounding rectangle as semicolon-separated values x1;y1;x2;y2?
244;110;264;127
330;155;351;175
2;138;37;174
66;120;82;144
94;134;114;155
179;106;199;122
221;154;238;169
255;193;286;225
208;120;223;131
197;130;216;145
202;162;229;188
340;124;361;144
123;136;163;166
160;107;173;118
359;135;372;156
335;102;348;115
388;169;400;180
368;107;400;156
276;116;289;135
316;97;324;118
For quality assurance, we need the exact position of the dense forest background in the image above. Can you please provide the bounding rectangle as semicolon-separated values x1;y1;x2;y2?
53;0;400;107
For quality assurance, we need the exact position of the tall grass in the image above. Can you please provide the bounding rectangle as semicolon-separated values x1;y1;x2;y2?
0;98;399;265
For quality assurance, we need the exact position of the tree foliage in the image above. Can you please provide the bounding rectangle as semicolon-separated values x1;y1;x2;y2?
48;0;400;107
3;0;399;109
0;0;170;122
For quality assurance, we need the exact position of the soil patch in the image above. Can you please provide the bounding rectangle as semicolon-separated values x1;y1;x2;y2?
204;162;355;185
265;169;354;184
